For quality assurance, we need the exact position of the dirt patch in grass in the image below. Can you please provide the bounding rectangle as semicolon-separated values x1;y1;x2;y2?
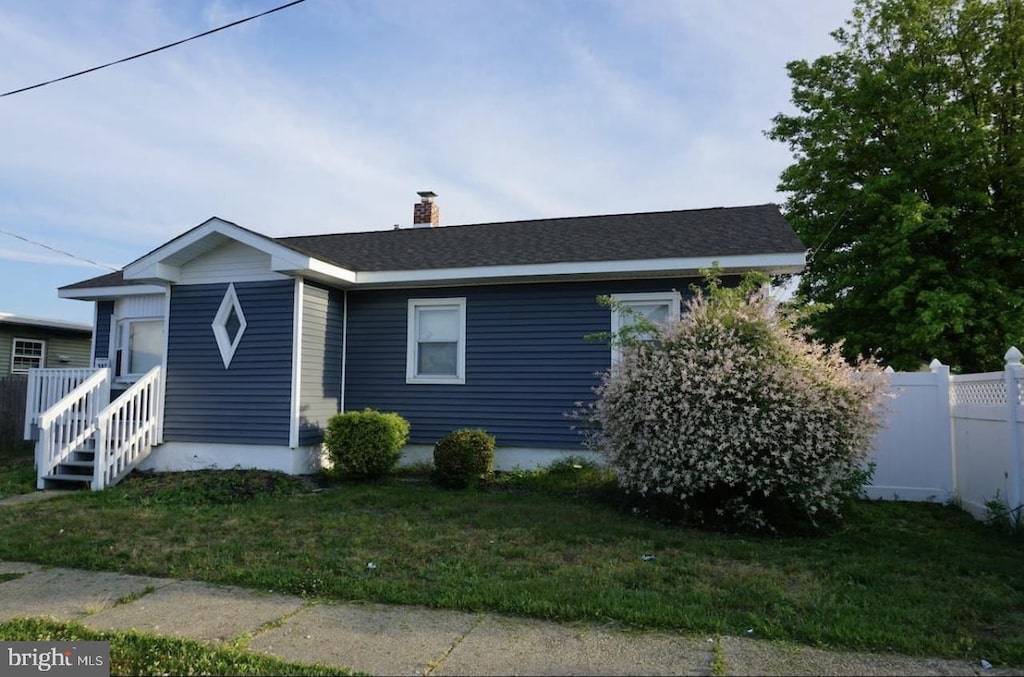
113;469;318;505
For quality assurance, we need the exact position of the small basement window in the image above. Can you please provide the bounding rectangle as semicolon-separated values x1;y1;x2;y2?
407;298;466;384
11;338;45;373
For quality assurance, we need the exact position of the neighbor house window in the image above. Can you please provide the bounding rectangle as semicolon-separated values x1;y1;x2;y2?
11;338;45;373
116;319;163;380
406;298;466;384
610;291;681;362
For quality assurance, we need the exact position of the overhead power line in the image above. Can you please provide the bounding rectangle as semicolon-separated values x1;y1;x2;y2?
809;205;850;260
0;227;119;271
1;0;308;98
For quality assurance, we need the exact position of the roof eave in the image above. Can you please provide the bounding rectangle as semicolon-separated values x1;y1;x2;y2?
351;252;806;288
59;283;168;300
0;314;92;333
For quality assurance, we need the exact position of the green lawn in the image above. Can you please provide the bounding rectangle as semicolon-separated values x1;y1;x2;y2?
0;618;358;676
0;448;35;499
0;464;1021;667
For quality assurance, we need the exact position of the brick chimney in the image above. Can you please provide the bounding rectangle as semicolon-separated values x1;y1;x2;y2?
413;190;439;228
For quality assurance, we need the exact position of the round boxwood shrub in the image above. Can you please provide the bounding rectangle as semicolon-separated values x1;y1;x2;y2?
433;429;496;488
577;271;889;533
323;408;410;479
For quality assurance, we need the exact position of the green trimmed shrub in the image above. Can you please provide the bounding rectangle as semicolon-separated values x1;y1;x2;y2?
323;408;409;479
433;429;496;488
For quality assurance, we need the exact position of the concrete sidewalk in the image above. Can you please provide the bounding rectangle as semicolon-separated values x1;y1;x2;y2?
0;560;1016;676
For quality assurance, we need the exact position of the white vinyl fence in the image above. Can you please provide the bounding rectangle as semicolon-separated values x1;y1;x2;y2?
867;347;1023;519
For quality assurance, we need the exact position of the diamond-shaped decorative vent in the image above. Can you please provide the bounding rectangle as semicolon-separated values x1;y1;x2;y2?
225;306;242;345
212;283;247;368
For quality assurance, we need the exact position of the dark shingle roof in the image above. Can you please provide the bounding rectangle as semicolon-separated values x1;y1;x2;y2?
61;204;804;291
278;204;803;271
60;270;135;291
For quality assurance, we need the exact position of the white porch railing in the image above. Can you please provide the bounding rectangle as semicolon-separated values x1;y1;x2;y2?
93;366;162;490
29;365;163;491
35;368;111;489
24;368;98;440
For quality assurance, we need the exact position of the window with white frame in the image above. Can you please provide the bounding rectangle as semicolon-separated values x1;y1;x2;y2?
406;298;466;384
610;291;681;362
11;338;45;373
115;319;163;380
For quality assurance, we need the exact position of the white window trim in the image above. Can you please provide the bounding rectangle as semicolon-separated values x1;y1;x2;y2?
109;292;167;383
11;337;45;373
406;297;467;385
610;291;681;363
115;318;164;382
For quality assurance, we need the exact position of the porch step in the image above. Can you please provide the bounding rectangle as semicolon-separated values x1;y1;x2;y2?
40;473;93;490
40;452;96;489
42;473;93;483
58;460;95;471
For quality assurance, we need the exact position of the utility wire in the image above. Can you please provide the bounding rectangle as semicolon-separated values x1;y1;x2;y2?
1;0;308;98
809;205;850;260
0;228;119;271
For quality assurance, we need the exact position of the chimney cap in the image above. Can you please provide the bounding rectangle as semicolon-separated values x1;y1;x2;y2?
417;190;437;201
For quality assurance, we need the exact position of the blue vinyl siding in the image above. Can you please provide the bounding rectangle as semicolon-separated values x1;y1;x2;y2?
344;279;695;449
298;282;344;445
163;280;294;445
94;301;114;362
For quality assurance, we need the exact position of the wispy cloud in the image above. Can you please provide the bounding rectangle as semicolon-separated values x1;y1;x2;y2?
0;0;854;323
0;245;114;269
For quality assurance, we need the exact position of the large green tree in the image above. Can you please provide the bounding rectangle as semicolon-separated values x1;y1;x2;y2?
769;0;1024;372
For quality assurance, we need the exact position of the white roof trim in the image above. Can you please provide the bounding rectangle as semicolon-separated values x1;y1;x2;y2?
123;217;349;283
286;257;358;284
0;313;92;332
352;252;806;287
59;284;168;300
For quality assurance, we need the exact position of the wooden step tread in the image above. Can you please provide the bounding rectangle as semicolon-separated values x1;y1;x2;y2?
42;474;93;483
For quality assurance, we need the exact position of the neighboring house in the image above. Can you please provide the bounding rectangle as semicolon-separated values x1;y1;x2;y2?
0;313;92;377
32;194;806;488
0;313;91;452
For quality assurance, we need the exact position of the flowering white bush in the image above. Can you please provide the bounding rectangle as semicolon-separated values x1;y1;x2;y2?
578;273;889;532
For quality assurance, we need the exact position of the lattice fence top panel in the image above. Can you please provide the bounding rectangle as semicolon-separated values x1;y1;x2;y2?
951;377;1007;406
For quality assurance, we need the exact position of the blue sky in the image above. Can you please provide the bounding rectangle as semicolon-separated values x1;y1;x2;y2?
0;0;854;325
